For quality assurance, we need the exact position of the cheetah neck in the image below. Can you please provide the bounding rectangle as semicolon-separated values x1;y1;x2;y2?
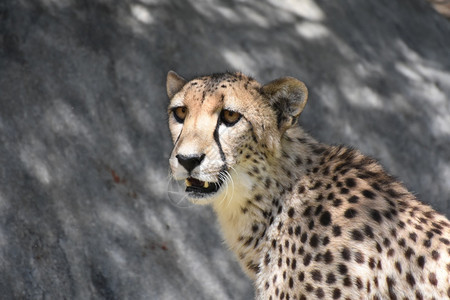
212;127;321;278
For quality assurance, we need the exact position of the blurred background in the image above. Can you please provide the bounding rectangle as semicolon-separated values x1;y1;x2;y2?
0;0;449;299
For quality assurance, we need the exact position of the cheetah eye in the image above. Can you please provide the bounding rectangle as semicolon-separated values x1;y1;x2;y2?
173;106;187;123
220;109;242;126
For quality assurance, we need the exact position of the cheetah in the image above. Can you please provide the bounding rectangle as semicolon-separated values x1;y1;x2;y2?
166;71;450;299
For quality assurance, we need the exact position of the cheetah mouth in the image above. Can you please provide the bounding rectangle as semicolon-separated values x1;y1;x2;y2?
185;177;224;196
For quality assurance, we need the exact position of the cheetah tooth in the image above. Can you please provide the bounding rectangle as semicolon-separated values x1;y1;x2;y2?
185;179;191;187
203;181;209;188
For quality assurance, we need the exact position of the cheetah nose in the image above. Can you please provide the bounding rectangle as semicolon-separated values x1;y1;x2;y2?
176;154;205;173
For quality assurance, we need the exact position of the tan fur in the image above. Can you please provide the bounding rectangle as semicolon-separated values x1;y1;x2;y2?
167;71;450;299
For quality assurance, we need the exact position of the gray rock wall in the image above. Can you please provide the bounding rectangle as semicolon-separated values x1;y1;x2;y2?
0;0;449;299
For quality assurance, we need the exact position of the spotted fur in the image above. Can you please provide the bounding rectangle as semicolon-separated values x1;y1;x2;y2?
166;71;450;299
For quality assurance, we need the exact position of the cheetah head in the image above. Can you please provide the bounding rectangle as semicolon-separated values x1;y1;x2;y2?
166;71;308;204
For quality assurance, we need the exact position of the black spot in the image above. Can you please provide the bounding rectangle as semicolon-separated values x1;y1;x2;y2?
383;210;392;220
333;199;342;207
440;237;450;245
298;272;305;282
288;226;293;235
351;229;364;241
369;258;375;270
332;225;342;237
408;232;417;242
314;205;323;215
308;220;315;230
291;258;297;270
398;238;406;247
311;270;322;282
375;242;382;253
343;276;352;287
288;207;295;218
345;178;356;187
323;250;333;264
322;236;330;246
431;250;440;260
416;291;423;300
417;256;425;269
371;182;381;191
386;277;396;300
340;188;349;194
303;253;312;266
341;247;351;261
370;209;383;223
404;247;415;259
298;185;305;194
301;233;308;243
303;206;312;216
364;225;374;238
332;288;341;299
315;287;324;299
338;263;348;275
315;253;322;262
277;222;283;231
394;261;401;273
348;195;359;203
344;208;358;219
319;211;332;226
264;254;271;265
406;272;415;287
327;192;335;200
326;272;336;284
295;226;301;236
428;272;438;286
310;181;322;190
310;234;319;247
355;252;364;264
244;237;254;246
356;277;363;290
277;206;282;215
370;259;377;271
289;277;294;289
423;239;432;248
362;189;376;199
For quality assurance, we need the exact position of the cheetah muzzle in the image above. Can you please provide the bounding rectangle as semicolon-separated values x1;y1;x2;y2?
166;70;450;300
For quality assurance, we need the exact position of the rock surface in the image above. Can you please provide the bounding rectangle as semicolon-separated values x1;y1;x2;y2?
0;0;449;299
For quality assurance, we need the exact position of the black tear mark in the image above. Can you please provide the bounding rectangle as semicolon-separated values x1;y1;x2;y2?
213;117;227;164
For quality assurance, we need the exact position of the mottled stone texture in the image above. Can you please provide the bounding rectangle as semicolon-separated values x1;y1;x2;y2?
0;0;448;299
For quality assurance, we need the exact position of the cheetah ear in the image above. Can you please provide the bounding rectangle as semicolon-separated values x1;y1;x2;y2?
166;71;187;99
262;77;308;133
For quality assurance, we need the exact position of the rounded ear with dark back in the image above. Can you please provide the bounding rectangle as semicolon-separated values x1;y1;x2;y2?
261;77;308;134
166;71;187;99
